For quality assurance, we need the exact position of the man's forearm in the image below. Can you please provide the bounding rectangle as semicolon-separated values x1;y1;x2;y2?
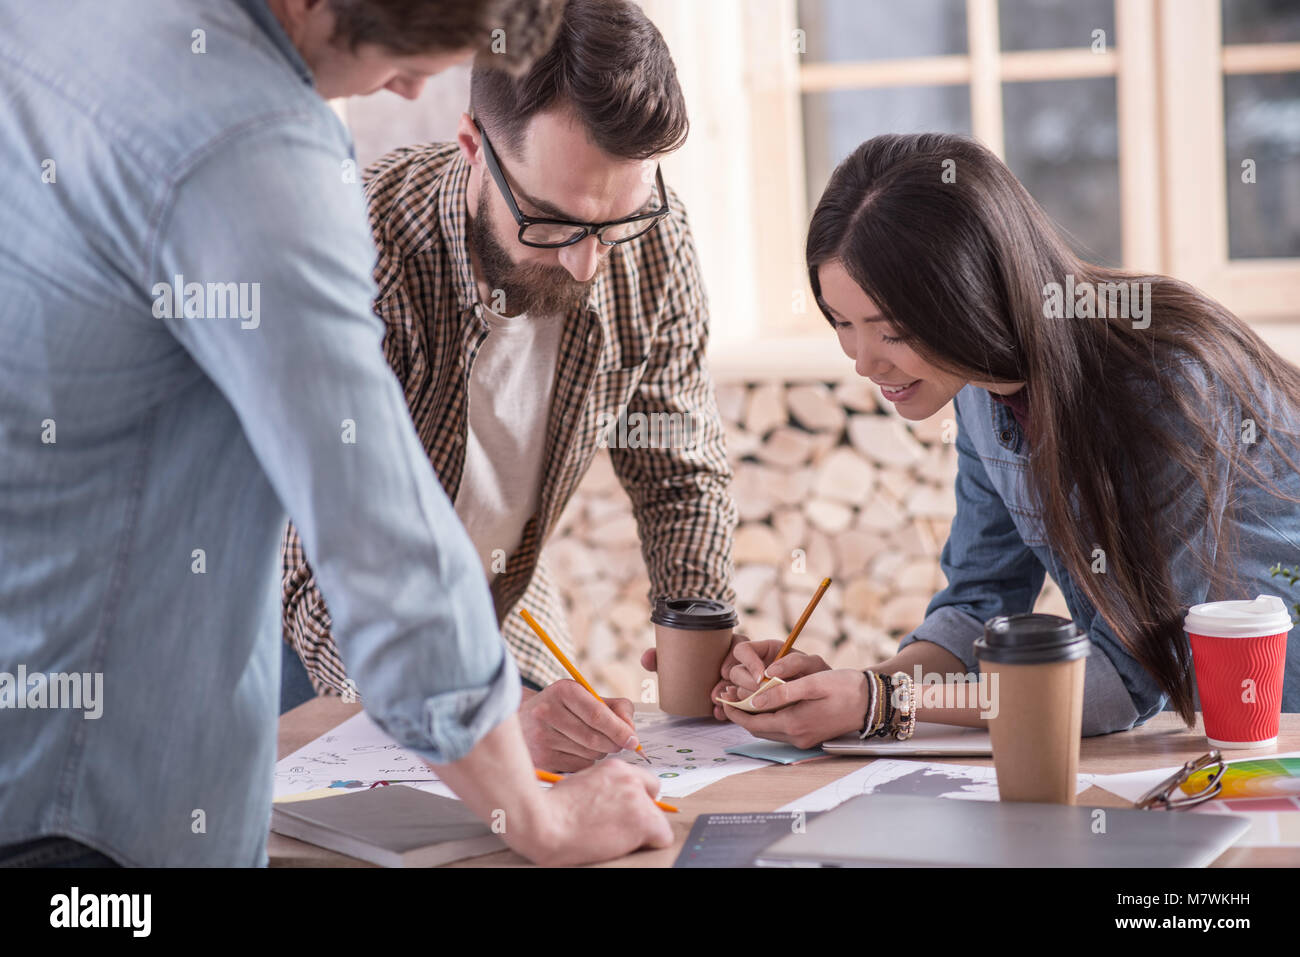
623;464;736;603
431;714;555;858
612;333;735;603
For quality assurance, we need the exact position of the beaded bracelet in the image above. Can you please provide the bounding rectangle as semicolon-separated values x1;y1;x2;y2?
862;671;889;738
904;673;917;739
872;672;885;734
889;671;908;741
890;670;917;741
872;673;895;739
859;670;879;739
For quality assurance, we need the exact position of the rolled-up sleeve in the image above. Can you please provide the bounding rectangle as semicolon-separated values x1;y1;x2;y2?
900;396;1046;667
609;207;737;604
149;119;517;764
1077;615;1156;736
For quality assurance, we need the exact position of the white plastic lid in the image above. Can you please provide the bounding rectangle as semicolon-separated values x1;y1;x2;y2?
1184;594;1295;638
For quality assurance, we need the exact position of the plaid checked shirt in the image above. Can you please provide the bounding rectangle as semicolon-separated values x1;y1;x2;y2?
282;143;736;695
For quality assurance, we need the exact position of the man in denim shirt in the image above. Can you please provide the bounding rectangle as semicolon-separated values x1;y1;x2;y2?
0;0;671;866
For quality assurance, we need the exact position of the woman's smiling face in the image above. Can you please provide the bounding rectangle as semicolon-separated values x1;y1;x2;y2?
816;259;1022;418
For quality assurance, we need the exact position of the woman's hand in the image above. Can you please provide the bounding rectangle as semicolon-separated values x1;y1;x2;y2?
643;634;835;721
718;669;869;749
712;639;831;721
750;646;832;686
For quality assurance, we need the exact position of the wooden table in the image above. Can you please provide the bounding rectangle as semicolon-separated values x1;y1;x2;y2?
271;697;1300;867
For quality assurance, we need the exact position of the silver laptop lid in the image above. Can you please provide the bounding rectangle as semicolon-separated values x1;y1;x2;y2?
757;794;1250;868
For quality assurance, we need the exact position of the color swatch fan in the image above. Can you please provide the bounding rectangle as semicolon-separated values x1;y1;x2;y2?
1183;757;1300;811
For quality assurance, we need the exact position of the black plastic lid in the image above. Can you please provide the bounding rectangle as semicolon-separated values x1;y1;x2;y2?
650;597;738;631
973;613;1091;665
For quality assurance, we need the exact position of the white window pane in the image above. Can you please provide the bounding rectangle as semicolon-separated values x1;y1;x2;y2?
999;0;1116;52
1222;0;1300;45
797;0;967;62
1003;77;1121;266
1225;72;1300;259
803;86;973;214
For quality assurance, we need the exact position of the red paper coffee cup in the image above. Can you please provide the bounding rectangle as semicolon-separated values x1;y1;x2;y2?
1184;594;1293;749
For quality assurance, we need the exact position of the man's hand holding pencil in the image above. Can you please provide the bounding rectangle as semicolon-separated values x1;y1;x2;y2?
519;680;641;773
518;609;651;773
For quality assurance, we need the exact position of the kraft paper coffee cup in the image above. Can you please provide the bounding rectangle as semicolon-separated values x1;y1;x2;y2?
1185;595;1292;750
650;597;737;717
974;613;1089;804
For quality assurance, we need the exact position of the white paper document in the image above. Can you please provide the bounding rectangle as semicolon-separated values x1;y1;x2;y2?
274;711;451;799
611;712;769;797
277;709;770;803
778;758;1095;812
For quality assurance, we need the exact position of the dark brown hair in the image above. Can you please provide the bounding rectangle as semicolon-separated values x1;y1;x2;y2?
328;0;565;70
807;133;1300;725
469;0;689;160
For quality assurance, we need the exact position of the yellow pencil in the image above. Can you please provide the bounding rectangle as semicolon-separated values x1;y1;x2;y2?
773;577;832;665
518;608;650;763
534;768;678;813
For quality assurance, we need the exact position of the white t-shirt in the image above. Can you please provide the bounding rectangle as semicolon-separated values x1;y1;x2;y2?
453;301;564;581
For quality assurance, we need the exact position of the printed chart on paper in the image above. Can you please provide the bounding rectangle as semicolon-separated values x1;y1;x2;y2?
274;711;454;799
611;711;768;798
276;710;770;802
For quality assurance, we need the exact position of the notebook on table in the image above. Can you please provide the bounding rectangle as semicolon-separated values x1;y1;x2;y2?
673;812;825;867
270;784;503;867
756;794;1250;867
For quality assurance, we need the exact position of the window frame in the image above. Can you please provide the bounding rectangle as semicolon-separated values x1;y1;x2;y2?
640;0;1300;349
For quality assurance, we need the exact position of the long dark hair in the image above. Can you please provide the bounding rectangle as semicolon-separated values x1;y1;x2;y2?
807;133;1300;724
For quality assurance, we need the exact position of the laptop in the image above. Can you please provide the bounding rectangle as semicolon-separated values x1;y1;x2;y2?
756;794;1250;867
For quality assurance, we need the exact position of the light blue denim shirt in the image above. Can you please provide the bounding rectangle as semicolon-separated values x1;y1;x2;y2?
900;362;1300;736
0;0;518;865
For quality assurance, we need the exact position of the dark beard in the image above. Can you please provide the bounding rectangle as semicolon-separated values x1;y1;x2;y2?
466;187;602;316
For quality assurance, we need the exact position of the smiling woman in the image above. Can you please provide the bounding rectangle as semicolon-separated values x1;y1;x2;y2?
815;259;1024;415
719;130;1300;744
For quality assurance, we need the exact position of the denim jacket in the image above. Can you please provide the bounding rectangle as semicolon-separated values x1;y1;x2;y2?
899;363;1300;735
0;0;517;865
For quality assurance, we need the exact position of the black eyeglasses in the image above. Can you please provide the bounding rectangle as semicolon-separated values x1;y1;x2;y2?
472;116;670;248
